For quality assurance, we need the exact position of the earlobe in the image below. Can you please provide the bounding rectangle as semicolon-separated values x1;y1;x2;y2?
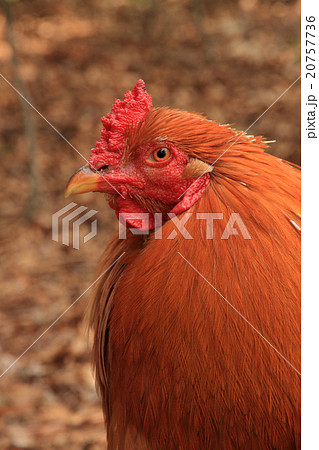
182;158;213;178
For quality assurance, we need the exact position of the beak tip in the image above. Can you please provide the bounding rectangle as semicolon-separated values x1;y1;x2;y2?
64;165;101;198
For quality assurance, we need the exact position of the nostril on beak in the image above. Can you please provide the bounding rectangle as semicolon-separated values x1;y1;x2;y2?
98;165;109;172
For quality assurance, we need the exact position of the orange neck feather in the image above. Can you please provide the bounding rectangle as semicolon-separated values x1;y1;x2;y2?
89;138;300;447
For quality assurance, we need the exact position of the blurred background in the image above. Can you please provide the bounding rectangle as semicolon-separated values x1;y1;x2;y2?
0;0;300;448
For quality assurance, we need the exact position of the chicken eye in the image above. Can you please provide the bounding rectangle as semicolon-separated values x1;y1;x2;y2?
153;147;171;162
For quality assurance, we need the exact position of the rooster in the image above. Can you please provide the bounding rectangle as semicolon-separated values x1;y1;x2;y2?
65;80;300;449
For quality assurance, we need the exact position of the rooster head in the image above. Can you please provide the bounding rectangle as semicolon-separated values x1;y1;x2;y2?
65;80;262;230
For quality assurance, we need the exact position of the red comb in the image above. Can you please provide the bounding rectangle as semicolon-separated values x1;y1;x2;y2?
89;80;152;167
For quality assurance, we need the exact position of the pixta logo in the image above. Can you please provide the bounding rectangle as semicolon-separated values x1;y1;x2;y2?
52;202;98;249
118;212;251;240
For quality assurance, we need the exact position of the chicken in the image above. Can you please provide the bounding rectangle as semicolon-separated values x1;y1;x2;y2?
65;80;300;449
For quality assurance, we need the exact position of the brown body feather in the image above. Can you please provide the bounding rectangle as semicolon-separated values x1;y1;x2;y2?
89;109;300;449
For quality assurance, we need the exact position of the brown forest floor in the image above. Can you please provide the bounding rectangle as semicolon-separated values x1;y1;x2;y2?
0;0;300;448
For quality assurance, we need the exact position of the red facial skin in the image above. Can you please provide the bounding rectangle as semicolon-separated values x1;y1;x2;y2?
89;140;210;230
86;80;210;230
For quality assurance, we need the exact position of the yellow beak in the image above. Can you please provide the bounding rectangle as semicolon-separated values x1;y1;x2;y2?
64;165;101;198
